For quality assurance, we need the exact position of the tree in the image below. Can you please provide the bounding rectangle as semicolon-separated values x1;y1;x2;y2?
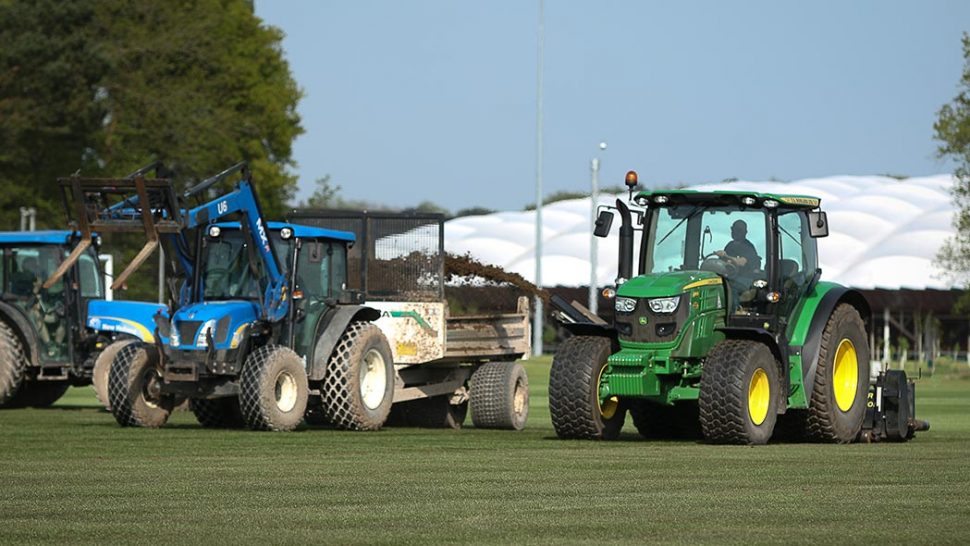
299;175;342;208
934;33;970;307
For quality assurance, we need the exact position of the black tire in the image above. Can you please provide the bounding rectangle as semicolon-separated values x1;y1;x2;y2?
389;395;468;429
699;339;780;445
549;336;626;440
92;339;138;410
629;401;701;440
9;381;70;408
190;397;245;428
322;322;394;431
470;361;529;430
0;321;27;408
805;304;870;443
107;342;175;428
239;345;309;432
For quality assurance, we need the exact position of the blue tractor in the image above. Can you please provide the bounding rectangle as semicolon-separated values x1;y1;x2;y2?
0;230;164;408
56;162;397;431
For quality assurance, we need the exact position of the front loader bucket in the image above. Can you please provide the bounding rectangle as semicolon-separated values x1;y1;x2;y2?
43;175;183;291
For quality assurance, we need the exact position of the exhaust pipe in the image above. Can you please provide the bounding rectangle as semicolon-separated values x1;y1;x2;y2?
616;199;633;283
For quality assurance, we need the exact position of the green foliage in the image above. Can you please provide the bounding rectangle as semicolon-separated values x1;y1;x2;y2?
0;0;302;226
935;33;970;306
453;206;496;218
298;175;342;208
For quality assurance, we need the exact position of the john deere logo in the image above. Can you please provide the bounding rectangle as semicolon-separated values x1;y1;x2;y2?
638;316;648;325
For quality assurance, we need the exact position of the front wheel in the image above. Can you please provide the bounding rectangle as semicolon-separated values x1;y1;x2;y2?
699;339;780;445
239;345;309;432
322;322;394;431
549;336;626;440
93;339;138;410
0;321;27;407
108;343;175;428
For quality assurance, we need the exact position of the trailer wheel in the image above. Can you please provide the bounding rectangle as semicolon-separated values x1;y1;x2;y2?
549;336;625;440
323;322;394;431
240;345;308;432
93;339;137;410
805;304;870;443
699;339;780;445
391;396;468;429
0;321;27;408
108;342;175;428
9;382;70;408
190;397;245;428
469;361;528;430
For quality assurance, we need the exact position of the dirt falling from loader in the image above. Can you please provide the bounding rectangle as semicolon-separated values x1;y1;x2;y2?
444;253;547;315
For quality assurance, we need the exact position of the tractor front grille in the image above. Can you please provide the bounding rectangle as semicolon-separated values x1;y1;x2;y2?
177;320;202;345
614;295;689;344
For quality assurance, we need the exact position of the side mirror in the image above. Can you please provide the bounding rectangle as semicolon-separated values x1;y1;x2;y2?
807;211;828;238
593;210;614;238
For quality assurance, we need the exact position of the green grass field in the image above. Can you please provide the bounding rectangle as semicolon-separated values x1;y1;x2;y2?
1;357;969;545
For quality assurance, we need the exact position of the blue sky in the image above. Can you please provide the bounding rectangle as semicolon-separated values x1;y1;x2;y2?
255;1;970;212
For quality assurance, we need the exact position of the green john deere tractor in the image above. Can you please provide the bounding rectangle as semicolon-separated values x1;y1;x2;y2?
549;171;928;445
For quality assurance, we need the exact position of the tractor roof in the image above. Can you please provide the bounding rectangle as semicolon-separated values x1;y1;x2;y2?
635;189;821;209
212;221;355;242
0;230;76;245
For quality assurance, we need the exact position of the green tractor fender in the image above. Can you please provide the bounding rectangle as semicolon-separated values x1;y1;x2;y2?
0;301;40;365
787;281;871;407
306;305;381;381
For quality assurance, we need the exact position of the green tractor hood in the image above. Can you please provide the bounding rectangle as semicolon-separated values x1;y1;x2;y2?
616;270;723;299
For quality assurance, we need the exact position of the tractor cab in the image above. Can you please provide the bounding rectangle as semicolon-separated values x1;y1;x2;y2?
169;221;356;361
622;190;828;335
0;231;105;363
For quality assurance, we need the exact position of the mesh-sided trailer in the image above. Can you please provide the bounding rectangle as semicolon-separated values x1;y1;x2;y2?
288;210;532;429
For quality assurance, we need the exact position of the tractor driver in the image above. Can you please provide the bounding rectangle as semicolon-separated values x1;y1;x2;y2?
715;220;762;308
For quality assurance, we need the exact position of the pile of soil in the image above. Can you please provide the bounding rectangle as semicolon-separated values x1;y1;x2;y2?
444;253;548;316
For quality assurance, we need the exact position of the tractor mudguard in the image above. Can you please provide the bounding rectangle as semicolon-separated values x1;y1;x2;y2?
86;300;168;343
306;305;380;381
0;301;39;366
792;283;870;392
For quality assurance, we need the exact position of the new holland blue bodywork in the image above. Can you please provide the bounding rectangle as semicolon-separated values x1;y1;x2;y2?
168;301;260;351
0;231;75;245
86;300;168;344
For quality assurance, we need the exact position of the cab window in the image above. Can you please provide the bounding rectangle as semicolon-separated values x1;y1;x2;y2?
78;250;104;299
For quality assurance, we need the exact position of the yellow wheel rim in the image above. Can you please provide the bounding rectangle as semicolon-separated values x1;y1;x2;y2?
747;368;770;426
833;338;858;412
596;365;619;419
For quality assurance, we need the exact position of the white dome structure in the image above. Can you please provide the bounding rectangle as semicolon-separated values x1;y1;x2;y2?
445;175;958;291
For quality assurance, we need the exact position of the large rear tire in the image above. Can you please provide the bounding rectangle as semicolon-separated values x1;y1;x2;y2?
108;343;175;428
322;322;394;431
92;339;137;410
469;361;528;430
699;339;780;445
190;397;245;428
239;345;308;432
0;321;27;408
549;336;626;440
805;304;870;443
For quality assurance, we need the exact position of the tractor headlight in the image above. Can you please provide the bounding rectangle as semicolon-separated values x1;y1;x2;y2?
614;297;637;313
648;296;680;314
169;328;180;348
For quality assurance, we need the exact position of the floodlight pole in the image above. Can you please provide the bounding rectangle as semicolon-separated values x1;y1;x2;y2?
532;0;545;358
589;142;606;315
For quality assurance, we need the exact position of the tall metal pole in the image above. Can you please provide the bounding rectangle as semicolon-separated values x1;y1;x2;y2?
589;158;599;314
19;208;27;231
28;208;35;231
158;246;165;304
532;0;545;358
589;142;606;315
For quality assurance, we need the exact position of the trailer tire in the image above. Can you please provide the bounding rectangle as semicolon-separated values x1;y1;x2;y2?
805;303;870;443
699;339;780;445
190;397;245;428
549;336;626;440
108;343;174;428
93;339;138;410
0;321;27;408
469;361;528;430
323;322;394;431
240;345;308;432
9;381;70;408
